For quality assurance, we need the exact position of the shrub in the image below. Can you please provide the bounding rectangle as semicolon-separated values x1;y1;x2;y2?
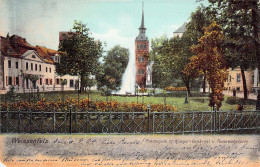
164;87;187;91
225;97;240;105
0;98;178;112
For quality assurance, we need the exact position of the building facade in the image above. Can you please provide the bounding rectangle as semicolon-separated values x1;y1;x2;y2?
173;22;187;38
224;68;259;93
0;34;78;94
135;4;149;88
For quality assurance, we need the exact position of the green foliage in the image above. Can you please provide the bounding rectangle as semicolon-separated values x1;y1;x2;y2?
5;86;20;102
57;20;103;92
150;6;212;94
225;97;256;105
96;45;129;91
150;35;172;88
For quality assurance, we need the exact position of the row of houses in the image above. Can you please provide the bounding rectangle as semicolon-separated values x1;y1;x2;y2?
0;34;79;94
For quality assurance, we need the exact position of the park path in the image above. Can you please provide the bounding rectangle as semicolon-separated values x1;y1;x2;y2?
223;90;257;100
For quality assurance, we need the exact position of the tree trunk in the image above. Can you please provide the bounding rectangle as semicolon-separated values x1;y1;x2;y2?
80;74;84;93
203;71;206;93
241;67;248;99
182;75;192;97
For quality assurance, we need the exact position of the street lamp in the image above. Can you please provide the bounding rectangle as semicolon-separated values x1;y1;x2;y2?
147;104;151;134
135;84;138;104
184;90;188;104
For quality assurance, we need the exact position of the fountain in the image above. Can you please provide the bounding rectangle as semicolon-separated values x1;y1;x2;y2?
116;52;136;95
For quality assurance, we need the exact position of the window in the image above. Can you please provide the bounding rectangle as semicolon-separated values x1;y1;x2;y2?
45;79;49;85
141;44;143;49
137;44;140;49
26;62;28;70
32;55;36;58
49;68;51;73
46;67;48;72
8;77;12;85
70;80;74;87
252;75;254;84
8;60;11;68
56;79;60;84
39;65;41;71
138;57;145;62
26;78;29;89
16;77;19;85
40;78;42;85
237;73;241;83
138;69;140;74
31;63;33;71
16;62;18;69
50;79;52;85
144;44;146;49
141;69;144;74
229;75;231;82
35;64;37;71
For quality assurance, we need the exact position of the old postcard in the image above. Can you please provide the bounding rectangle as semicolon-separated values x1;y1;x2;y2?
0;0;259;166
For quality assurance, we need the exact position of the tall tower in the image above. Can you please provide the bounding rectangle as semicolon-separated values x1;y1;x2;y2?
135;2;149;88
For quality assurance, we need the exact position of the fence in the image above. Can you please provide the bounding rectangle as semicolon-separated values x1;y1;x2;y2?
0;107;259;134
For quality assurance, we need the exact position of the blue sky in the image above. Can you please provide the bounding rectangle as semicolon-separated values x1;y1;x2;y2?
0;0;208;55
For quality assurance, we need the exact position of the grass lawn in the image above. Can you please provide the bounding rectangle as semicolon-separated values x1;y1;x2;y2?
11;90;255;111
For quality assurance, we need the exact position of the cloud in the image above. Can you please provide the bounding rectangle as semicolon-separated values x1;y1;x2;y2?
152;24;180;39
92;28;135;55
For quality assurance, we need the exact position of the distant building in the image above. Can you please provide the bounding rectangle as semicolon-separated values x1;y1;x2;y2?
224;68;254;91
173;22;187;38
0;34;78;94
135;3;149;88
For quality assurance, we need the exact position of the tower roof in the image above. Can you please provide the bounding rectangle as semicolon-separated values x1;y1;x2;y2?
174;22;187;33
139;2;145;29
136;2;148;41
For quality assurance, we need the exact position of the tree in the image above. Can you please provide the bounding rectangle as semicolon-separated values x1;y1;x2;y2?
96;45;129;91
149;35;172;88
207;0;260;99
185;5;212;93
56;20;103;93
149;6;212;95
185;22;227;109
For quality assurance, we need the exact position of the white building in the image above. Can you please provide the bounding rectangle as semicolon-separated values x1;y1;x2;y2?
0;34;79;94
173;22;187;38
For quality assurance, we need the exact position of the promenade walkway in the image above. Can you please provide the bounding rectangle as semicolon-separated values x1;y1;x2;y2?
223;90;257;100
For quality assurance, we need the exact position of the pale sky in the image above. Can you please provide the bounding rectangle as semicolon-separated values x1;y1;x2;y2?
0;0;208;55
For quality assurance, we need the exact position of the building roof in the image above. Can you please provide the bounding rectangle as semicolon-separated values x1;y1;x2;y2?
0;34;59;64
174;22;187;33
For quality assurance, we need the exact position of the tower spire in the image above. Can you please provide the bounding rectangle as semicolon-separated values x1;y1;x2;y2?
140;1;145;29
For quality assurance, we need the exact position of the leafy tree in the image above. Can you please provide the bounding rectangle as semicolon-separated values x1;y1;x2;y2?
56;20;103;93
207;0;260;99
185;5;212;93
96;45;129;91
149;35;172;88
185;22;227;109
154;35;197;96
150;6;212;95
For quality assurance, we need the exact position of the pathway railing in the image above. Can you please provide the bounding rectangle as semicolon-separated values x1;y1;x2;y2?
0;109;259;134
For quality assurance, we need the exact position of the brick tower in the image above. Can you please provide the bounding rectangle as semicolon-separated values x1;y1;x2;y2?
135;3;149;88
